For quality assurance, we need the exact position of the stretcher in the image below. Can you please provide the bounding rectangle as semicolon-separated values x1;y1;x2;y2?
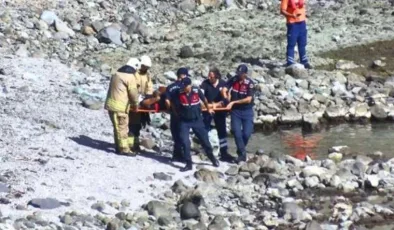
135;107;230;113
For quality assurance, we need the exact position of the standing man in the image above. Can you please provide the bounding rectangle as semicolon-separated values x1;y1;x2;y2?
175;77;219;172
221;64;255;164
280;0;312;69
165;68;189;162
128;55;154;152
200;67;234;162
105;58;140;156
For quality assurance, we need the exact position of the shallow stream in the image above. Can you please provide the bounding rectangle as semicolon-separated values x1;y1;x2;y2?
228;123;394;160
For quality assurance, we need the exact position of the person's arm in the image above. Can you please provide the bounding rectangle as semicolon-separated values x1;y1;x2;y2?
199;89;213;114
140;91;161;108
126;75;139;111
280;0;298;18
226;81;255;109
221;78;233;101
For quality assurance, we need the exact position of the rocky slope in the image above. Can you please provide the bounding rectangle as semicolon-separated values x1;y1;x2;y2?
1;0;394;229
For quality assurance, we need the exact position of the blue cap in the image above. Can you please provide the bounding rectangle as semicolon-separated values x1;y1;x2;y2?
181;77;192;89
176;67;189;77
236;64;248;75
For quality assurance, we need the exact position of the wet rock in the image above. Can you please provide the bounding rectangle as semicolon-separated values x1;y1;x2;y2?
28;198;62;209
153;172;172;181
179;46;194;58
194;168;222;184
180;202;200;220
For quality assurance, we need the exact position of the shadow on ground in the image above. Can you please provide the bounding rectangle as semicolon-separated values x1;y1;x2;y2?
69;135;116;153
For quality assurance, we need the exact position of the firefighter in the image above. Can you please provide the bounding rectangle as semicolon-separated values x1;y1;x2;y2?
200;67;235;163
280;0;312;69
105;58;140;156
165;68;189;162
221;64;255;164
174;77;219;172
128;55;154;152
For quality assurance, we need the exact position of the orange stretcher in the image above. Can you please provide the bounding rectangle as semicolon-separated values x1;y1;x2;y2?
135;107;230;113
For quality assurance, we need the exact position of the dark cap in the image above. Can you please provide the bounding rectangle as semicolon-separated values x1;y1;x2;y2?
181;77;192;89
176;67;189;77
236;64;248;75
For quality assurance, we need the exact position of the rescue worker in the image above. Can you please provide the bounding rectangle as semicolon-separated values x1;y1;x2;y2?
221;64;255;164
280;0;312;69
128;55;154;152
104;58;140;156
165;68;189;162
174;77;219;172
200;67;235;163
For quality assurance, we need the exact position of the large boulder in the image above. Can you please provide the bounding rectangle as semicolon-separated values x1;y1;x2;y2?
285;64;308;79
97;26;123;45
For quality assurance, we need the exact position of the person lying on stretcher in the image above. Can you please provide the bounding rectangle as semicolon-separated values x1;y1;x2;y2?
138;86;227;112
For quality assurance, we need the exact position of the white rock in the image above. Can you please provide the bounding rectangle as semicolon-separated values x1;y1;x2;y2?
302;166;328;179
305;176;319;188
55;19;75;37
40;10;59;25
330;175;342;188
365;175;380;188
164;71;177;81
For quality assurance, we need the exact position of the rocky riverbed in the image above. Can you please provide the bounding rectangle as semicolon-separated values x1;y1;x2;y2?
2;0;394;229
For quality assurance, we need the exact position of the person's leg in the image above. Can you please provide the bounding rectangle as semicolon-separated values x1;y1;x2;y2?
117;112;134;156
241;110;254;153
128;112;140;149
129;124;142;151
170;114;183;161
108;111;120;153
202;112;213;131
191;119;219;167
214;113;233;162
286;23;298;66
231;111;245;157
179;121;192;171
297;21;310;68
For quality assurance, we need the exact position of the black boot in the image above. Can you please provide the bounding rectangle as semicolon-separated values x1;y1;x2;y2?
171;152;185;163
219;153;235;163
234;153;247;164
180;162;193;172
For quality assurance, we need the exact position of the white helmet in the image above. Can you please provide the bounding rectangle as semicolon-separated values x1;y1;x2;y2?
127;57;140;69
140;55;152;68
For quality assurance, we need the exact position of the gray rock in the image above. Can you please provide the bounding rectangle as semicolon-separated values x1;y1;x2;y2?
371;104;387;120
302;166;328;179
92;21;105;33
153;172;172;181
304;176;319;188
285;64;308;79
280;109;303;124
28;198;62;209
91;201;106;212
145;200;170;218
82;99;102;110
306;220;323;230
180;202;200;220
15;45;29;57
225;166;239;176
164;71;178;81
180;46;194;58
208;216;230;230
53;32;70;40
178;0;196;11
0;183;9;193
97;26;123;45
158;216;172;226
194;168;222;184
140;138;156;149
40;11;59;25
365;175;380;188
55;20;75;37
171;180;189;194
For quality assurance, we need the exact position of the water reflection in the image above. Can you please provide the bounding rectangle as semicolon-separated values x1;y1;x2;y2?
227;123;394;159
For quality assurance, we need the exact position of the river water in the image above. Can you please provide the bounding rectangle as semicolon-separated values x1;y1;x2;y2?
228;123;394;159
